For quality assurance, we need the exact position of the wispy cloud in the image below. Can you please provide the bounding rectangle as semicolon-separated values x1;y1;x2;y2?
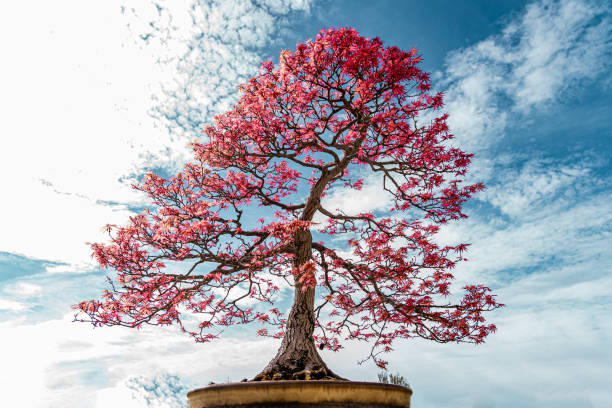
0;298;27;311
479;157;595;218
0;0;311;268
96;373;192;408
3;282;42;296
320;173;393;214
0;312;279;407
439;172;611;284
440;0;611;151
125;373;192;408
122;0;312;139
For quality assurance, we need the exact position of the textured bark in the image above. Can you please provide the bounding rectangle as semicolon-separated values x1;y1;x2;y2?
253;228;344;381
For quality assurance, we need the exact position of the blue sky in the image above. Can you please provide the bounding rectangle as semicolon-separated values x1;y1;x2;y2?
1;0;611;407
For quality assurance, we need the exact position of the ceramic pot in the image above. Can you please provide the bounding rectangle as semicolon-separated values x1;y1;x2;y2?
187;380;412;408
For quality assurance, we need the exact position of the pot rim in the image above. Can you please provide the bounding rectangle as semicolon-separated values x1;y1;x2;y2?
188;380;412;396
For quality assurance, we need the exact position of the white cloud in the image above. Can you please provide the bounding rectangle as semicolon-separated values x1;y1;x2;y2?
0;0;311;268
480;158;593;218
123;0;312;139
436;183;611;287
315;172;394;228
508;0;611;111
0;298;27;311
261;0;312;14
3;282;42;296
96;385;146;408
0;312;280;407
95;373;192;408
46;263;96;274
125;374;192;408
441;0;611;151
0;1;180;267
0;178;135;269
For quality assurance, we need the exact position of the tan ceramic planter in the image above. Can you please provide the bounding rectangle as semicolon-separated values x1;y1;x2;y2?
187;380;412;408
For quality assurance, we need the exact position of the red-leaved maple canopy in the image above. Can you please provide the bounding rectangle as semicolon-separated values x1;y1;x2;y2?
75;27;502;371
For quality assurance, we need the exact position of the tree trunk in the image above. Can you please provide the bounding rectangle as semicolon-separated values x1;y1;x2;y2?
253;158;359;381
252;228;344;381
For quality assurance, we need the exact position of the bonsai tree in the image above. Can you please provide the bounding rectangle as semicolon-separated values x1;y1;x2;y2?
74;28;503;381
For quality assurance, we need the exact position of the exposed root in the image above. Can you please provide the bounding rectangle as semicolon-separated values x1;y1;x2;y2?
252;366;345;381
251;357;346;381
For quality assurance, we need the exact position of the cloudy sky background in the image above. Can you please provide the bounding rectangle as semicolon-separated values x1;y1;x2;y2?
1;0;611;407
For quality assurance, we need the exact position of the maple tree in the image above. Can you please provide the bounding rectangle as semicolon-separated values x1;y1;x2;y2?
74;28;503;381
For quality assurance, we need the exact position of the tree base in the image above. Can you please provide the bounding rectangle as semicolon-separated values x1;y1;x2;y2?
252;367;344;381
251;353;345;382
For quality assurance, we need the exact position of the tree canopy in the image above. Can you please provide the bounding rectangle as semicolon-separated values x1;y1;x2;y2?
75;27;502;374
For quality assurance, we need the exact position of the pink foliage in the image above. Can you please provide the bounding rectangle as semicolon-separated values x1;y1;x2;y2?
74;28;502;368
